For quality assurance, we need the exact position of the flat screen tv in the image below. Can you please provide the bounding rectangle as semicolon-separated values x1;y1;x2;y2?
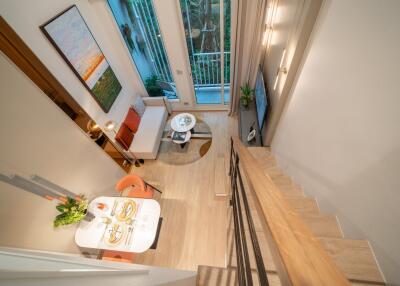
255;68;268;133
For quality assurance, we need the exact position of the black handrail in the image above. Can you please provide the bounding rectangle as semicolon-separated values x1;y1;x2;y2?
229;138;269;286
232;154;253;285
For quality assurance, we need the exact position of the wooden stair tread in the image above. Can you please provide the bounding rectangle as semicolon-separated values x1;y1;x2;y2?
285;197;320;214
319;238;385;284
300;213;343;238
278;186;305;198
247;147;277;169
270;174;293;186
197;265;281;286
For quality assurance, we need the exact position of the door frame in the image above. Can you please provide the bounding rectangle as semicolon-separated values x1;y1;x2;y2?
173;0;231;110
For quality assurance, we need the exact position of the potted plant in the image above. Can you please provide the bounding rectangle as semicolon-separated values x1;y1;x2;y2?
240;83;255;108
54;196;93;227
145;75;163;97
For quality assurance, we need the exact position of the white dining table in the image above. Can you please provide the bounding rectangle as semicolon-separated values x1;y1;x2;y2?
75;196;161;253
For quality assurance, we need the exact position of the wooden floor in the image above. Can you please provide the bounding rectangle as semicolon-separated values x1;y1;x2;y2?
132;111;238;271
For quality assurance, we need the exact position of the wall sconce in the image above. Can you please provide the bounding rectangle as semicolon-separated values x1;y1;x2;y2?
273;49;287;90
263;1;277;48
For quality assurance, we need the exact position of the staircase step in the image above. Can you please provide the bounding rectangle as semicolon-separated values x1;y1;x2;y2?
262;166;283;178
278;185;305;198
285;197;320;214
228;229;276;272
300;213;343;238
247;147;277;169
197;265;281;286
247;147;272;157
270;175;294;186
319;238;385;284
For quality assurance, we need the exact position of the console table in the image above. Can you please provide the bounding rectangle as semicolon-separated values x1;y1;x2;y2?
238;100;262;146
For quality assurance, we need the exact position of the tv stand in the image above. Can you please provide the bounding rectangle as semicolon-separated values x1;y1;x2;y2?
238;100;262;146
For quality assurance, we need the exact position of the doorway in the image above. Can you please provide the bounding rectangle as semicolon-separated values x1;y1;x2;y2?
179;0;231;106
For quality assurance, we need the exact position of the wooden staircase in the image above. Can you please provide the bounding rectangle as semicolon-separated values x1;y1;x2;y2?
197;146;385;285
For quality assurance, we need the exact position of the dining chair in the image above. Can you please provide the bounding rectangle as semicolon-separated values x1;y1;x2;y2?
115;174;154;199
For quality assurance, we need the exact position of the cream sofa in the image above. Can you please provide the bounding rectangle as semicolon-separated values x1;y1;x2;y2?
128;97;171;160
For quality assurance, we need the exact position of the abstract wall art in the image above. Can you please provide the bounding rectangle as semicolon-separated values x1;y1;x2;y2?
41;5;122;112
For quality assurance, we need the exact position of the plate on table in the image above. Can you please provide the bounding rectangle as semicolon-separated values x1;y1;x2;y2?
116;200;137;222
104;223;126;247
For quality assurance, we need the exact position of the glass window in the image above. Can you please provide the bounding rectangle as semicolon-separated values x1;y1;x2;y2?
108;0;178;99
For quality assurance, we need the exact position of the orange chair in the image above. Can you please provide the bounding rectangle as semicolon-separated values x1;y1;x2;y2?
101;251;135;263
115;174;155;199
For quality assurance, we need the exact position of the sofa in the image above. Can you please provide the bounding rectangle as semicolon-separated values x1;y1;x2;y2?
115;96;171;160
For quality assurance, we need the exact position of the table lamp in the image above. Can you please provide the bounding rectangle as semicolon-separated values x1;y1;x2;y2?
104;120;117;134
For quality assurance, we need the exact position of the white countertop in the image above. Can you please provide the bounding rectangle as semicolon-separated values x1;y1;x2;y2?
75;196;161;253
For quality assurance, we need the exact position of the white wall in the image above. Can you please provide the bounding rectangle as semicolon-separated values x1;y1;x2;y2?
0;0;146;132
271;0;400;284
0;53;125;254
263;0;308;109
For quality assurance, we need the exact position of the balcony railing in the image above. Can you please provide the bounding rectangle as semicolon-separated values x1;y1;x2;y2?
191;52;230;86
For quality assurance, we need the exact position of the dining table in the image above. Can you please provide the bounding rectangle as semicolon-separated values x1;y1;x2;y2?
75;196;161;253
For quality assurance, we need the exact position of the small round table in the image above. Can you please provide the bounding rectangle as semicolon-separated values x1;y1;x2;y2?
171;113;196;132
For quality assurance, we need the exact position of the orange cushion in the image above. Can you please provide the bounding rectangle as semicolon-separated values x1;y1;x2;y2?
124;108;141;133
115;123;133;150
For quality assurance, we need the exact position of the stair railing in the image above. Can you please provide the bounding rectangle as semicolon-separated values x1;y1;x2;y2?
230;139;269;286
228;137;350;286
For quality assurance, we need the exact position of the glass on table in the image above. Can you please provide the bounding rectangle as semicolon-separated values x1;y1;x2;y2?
101;216;112;224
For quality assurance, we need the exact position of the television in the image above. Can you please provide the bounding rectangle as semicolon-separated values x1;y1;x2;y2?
254;68;268;133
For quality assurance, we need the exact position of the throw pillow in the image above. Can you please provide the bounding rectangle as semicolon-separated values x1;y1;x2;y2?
131;96;146;117
124;108;141;133
115;123;134;150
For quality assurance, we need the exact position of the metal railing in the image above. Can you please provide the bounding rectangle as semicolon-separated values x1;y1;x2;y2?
192;51;230;86
229;138;269;286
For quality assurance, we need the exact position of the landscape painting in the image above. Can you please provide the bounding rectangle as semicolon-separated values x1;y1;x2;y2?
41;5;122;112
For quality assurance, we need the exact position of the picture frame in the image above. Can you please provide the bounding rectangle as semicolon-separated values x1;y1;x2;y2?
40;5;122;113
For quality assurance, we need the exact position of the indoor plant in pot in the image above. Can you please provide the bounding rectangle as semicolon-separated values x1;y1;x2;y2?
53;195;92;227
240;83;255;108
145;75;163;97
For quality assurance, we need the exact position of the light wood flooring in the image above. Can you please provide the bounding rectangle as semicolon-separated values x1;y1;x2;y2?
132;111;237;271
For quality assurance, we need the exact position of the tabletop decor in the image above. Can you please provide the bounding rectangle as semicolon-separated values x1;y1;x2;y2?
41;5;122;112
54;195;91;227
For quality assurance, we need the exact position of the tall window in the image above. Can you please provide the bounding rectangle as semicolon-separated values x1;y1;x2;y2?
179;0;231;104
108;0;178;99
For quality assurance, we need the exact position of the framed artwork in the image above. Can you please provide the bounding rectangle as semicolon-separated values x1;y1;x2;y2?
41;5;122;113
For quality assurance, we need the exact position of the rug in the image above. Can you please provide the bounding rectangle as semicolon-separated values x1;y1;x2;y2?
157;117;212;165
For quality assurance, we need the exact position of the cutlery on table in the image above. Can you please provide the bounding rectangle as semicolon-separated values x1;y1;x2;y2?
111;200;118;216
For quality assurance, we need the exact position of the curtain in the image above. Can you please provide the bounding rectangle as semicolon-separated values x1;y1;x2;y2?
229;0;267;115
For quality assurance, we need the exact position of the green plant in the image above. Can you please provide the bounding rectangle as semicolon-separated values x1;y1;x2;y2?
240;83;255;107
54;196;88;228
144;75;163;97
